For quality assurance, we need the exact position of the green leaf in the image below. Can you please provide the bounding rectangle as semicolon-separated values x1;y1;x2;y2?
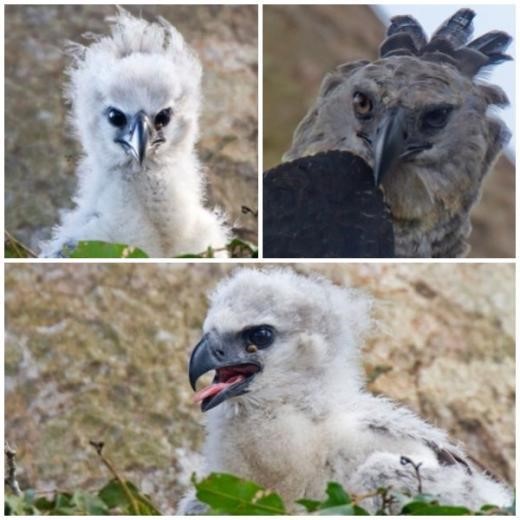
409;493;438;503
400;501;471;515
317;504;356;515
98;479;160;515
71;491;109;515
323;482;352;506
33;495;57;511
67;240;149;258
226;238;258;258
193;473;286;515
5;492;38;515
296;498;322;512
316;504;369;515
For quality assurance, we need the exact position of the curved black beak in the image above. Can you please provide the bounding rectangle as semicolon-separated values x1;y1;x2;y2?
116;111;151;165
188;333;262;412
373;106;432;186
373;106;408;186
189;335;218;391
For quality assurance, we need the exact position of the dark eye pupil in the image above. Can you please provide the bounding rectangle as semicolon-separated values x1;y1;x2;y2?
107;109;127;128
424;107;451;128
155;108;172;129
248;326;273;348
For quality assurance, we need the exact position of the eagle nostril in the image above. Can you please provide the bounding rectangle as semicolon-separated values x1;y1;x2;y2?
214;347;225;358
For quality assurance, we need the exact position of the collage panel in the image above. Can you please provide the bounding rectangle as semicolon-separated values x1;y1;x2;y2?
263;5;515;259
4;263;515;514
5;4;258;259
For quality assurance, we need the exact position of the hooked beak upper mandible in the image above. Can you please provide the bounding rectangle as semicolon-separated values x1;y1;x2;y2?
373;106;408;186
117;111;151;165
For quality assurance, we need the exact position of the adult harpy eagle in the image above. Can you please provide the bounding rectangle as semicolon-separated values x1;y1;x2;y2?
40;8;229;258
277;9;512;258
179;268;512;513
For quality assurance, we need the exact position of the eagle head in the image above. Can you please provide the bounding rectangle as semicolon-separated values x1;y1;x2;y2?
65;7;202;172
188;268;372;412
283;9;512;255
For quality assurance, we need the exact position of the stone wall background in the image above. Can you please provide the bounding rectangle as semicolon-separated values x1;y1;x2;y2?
5;263;514;513
5;5;258;252
263;5;515;258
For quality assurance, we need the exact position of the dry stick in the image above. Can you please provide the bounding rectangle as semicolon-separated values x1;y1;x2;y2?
400;456;423;494
4;230;37;258
352;489;385;505
5;442;22;496
89;441;140;515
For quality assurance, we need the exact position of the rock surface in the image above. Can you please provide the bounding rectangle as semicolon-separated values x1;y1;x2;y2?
263;5;514;257
5;264;514;512
5;5;258;253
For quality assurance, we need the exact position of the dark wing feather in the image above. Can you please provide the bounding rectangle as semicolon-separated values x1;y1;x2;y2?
263;151;395;259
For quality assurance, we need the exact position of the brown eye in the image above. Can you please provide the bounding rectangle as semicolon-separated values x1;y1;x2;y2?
353;92;373;118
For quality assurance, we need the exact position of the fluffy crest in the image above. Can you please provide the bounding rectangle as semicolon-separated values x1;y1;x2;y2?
64;7;202;106
380;9;512;78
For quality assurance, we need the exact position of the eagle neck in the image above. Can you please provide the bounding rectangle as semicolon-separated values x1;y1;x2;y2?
393;211;471;258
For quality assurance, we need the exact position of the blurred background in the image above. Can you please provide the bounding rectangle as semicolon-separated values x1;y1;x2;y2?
264;5;515;257
5;263;515;513
5;5;258;253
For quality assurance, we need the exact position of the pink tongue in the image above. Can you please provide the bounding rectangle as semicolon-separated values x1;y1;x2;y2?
193;375;245;404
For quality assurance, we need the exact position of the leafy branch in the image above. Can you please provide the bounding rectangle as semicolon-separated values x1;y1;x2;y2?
4;235;258;258
4;444;514;516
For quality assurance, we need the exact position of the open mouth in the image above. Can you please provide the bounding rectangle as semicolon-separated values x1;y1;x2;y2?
193;363;260;412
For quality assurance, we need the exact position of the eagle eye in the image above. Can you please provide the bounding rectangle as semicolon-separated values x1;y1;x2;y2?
107;108;127;128
154;108;172;130
353;91;373;118
422;106;453;130
245;325;274;349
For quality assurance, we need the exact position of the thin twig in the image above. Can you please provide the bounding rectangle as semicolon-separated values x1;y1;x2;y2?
351;489;384;505
89;440;140;514
400;456;423;494
5;442;22;496
4;230;37;258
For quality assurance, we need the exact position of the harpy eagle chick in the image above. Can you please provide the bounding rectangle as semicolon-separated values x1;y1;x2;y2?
180;269;512;513
40;8;229;257
284;9;512;257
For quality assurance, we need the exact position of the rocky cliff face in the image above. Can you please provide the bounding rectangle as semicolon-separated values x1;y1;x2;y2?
5;264;514;512
5;5;258;252
263;5;514;257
